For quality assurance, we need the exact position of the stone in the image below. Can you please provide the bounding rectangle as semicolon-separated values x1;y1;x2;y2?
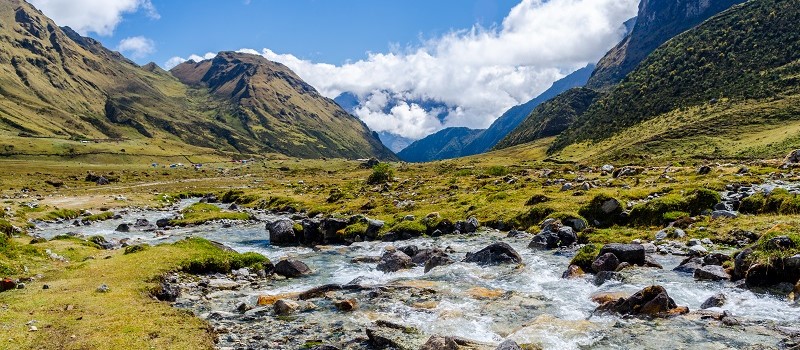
560;183;573;191
591;253;620;273
153;281;181;302
694;265;730;281
711;210;738;219
397;245;419;258
365;219;384;240
594;271;625;286
208;279;239;290
767;236;795;250
687;239;701;247
273;299;299;315
266;218;297;246
643;255;664;269
96;284;110;293
601;164;615;173
507;230;528;238
784;149;800;164
700;293;727;309
274;259;311;278
689;245;708;255
464;242;523;266
422;251;454;273
115;223;130;232
420;335;459;350
599;243;645;265
334;299;357;312
697;165;712;175
562;217;587;232
596;285;688;317
674;257;704;274
0;278;16;292
156;218;170;228
134;218;150;227
377;251;413;273
496;340;523;350
562;264;585;279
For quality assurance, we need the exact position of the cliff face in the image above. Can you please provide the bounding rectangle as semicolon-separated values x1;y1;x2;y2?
587;0;745;90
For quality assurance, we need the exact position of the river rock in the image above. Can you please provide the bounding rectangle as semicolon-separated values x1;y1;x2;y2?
711;210;738;219
365;219;384;240
267;218;297;246
596;285;689;317
496;340;523;350
153;281;181;302
455;216;480;234
591;253;620;273
115;223;130;232
334;298;357;311
208;279;239;290
464;242;522;266
420;335;459;350
156;218;170;228
134;218;150;227
274;299;299;315
673;257;704;274
701;293;727;309
697;165;712;175
366;321;422;350
397;245;419;258
321;218;349;243
599;244;645;265
274;259;311;278
694;265;730;281
562;264;585;279
784;149;800;164
594;271;625;286
377;251;413;273
421;250;454;273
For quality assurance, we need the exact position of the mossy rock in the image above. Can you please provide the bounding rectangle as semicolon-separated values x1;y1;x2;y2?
628;188;720;226
514;206;556;230
570;244;600;271
124;244;149;255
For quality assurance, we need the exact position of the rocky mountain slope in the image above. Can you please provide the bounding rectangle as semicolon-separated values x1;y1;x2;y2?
548;0;800;161
587;0;746;90
0;0;394;160
397;64;594;162
497;0;747;153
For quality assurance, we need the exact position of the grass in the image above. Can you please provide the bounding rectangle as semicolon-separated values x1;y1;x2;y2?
42;209;81;222
170;202;253;226
0;237;265;349
83;211;115;222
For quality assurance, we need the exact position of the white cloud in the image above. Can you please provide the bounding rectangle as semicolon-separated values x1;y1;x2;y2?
167;0;638;139
116;36;155;59
29;0;159;36
163;52;218;70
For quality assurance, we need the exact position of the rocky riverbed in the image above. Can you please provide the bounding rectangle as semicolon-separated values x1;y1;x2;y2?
26;197;800;349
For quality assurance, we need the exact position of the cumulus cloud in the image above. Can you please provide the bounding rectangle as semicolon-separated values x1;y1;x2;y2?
168;0;638;139
116;36;155;59
164;52;218;70
29;0;159;36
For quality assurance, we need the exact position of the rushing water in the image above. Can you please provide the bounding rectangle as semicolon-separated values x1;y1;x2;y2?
30;201;800;349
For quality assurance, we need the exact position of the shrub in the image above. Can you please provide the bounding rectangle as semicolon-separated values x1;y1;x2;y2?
485;166;509;177
525;194;551;206
367;163;394;184
124;244;149;254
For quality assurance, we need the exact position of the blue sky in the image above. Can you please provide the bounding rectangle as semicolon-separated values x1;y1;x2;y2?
31;0;638;139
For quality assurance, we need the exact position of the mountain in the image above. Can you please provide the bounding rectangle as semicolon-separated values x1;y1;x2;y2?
495;88;600;149
0;0;394;160
396;64;595;162
587;0;746;90
549;0;800;157
461;64;595;155
497;0;744;152
376;131;413;153
170;52;395;159
397;127;483;163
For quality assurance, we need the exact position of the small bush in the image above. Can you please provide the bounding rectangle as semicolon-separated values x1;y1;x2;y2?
367;163;394;184
485;166;509;177
124;244;149;254
525;194;551;206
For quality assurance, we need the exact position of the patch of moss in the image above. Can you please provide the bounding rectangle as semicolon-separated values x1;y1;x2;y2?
525;194;551;206
221;190;260;205
389;220;427;236
485;166;509;177
124;244;149;254
170;202;252;226
84;211;114;222
570;244;600;271
628;188;720;226
43;208;81;221
340;222;367;238
514;205;556;230
181;250;270;275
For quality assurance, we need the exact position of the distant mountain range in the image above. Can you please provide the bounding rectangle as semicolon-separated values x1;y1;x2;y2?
0;0;395;160
396;64;595;162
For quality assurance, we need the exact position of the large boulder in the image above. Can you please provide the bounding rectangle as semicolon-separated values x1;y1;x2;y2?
596;285;689;317
455;216;480;234
320;218;349;244
528;221;576;250
377;251;413;273
591;253;620;273
700;293;727;309
267;218;297;246
599;244;645;266
364;219;384;240
694;265;730;281
496;340;523;350
784;149;800;164
301;218;323;245
274;259;311;278
464;242;523;266
153;281;181;302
